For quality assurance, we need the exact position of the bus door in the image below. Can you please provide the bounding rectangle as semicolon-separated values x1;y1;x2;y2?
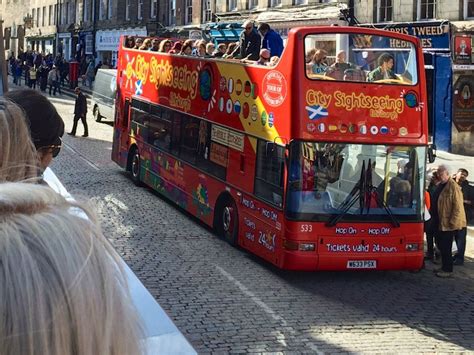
112;96;131;167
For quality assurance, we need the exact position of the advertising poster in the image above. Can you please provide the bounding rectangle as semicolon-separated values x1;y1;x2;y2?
453;75;474;132
454;36;472;64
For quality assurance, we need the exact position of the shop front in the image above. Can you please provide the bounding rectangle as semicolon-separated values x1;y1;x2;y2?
95;27;147;67
374;21;452;151
57;32;72;61
451;22;474;156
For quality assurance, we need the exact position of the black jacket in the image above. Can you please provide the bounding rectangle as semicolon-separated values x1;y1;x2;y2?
74;92;87;116
239;29;261;61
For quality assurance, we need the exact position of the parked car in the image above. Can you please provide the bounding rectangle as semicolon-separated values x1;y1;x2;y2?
92;69;117;122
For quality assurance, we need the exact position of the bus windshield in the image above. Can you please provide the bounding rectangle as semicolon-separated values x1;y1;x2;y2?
286;142;425;222
305;32;418;85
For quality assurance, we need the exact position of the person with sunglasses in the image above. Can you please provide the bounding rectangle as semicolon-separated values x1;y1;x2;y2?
236;19;261;61
5;89;65;171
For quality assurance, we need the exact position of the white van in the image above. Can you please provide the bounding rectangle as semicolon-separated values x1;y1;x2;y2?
92;69;117;122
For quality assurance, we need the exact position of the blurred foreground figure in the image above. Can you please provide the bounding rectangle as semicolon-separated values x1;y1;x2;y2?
0;182;144;354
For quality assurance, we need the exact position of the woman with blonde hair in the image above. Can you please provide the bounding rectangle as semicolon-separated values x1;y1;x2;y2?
158;39;173;53
139;38;152;50
0;182;144;354
0;98;38;182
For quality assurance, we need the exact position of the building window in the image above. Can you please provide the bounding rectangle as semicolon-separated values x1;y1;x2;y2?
228;0;237;10
377;0;392;21
185;0;193;24
83;0;88;21
125;0;130;20
169;0;176;25
203;0;212;22
138;0;143;20
270;0;281;7
54;4;57;24
294;0;307;4
42;6;46;26
465;0;474;18
49;5;53;25
32;8;36;26
99;0;105;20
36;7;40;27
151;0;158;18
107;0;112;19
418;0;436;19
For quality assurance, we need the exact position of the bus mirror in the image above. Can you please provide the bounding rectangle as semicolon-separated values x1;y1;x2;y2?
427;144;436;164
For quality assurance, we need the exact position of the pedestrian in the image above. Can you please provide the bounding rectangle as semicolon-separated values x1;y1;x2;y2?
85;59;95;89
48;66;60;95
6;89;65;170
69;87;89;137
257;22;284;58
431;165;466;278
28;66;37;89
425;170;440;261
453;168;473;265
0;182;144;355
237;20;261;61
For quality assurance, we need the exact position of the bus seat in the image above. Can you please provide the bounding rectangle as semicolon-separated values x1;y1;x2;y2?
343;68;366;82
325;67;344;80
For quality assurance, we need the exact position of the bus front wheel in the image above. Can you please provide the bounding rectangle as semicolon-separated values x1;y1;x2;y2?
129;147;141;186
217;197;239;246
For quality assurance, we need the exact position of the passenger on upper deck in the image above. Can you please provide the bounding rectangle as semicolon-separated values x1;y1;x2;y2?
169;41;183;54
139;38;152;50
242;48;271;65
367;53;398;82
158;39;172;53
258;22;284;58
206;43;215;57
125;36;135;49
180;42;193;56
150;38;160;52
237;20;261;61
194;40;207;57
133;37;143;49
309;49;328;75
212;43;227;58
223;42;239;59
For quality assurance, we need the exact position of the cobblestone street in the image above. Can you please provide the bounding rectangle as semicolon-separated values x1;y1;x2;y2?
47;94;474;354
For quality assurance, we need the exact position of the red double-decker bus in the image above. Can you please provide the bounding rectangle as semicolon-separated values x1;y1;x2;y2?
113;26;428;271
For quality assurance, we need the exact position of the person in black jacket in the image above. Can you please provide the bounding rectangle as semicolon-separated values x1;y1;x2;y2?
68;87;88;137
237;20;261;61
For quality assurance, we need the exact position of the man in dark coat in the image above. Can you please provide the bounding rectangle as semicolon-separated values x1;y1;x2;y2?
367;53;398;82
237;20;261;61
68;87;88;137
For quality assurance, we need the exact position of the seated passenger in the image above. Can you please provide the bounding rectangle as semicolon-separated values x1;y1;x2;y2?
124;36;135;49
212;43;227;58
241;48;271;65
158;39;172;53
367;53;398;82
133;37;143;49
169;41;183;54
0;182;144;354
180;42;193;56
139;38;152;50
310;49;328;75
206;43;215;57
326;50;354;80
223;42;239;59
268;56;280;66
150;38;160;52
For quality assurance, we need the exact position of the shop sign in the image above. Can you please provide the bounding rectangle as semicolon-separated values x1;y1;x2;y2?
373;22;450;50
453;75;474;132
454;35;472;64
96;28;146;52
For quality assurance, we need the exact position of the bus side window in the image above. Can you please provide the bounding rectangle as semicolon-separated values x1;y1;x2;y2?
179;115;199;164
254;140;284;208
170;111;182;156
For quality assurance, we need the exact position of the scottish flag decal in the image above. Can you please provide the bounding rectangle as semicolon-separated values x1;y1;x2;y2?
306;105;328;120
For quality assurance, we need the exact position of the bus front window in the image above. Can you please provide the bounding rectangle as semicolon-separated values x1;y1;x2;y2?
304;32;418;85
286;142;425;222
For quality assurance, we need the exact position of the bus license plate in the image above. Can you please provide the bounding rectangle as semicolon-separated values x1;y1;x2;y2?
347;260;377;269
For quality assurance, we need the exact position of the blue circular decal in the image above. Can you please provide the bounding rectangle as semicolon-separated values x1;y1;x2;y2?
405;92;418;108
199;69;212;101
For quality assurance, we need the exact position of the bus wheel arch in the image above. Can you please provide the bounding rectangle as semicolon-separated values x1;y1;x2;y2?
214;193;239;246
127;145;141;186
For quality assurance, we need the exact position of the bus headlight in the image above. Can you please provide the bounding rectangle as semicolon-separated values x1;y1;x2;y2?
406;243;419;251
283;241;315;252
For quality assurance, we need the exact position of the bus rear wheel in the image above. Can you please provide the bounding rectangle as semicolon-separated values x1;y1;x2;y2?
217;198;238;246
129;147;141;186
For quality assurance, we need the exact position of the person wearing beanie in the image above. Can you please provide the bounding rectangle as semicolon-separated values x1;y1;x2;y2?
5;89;65;169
